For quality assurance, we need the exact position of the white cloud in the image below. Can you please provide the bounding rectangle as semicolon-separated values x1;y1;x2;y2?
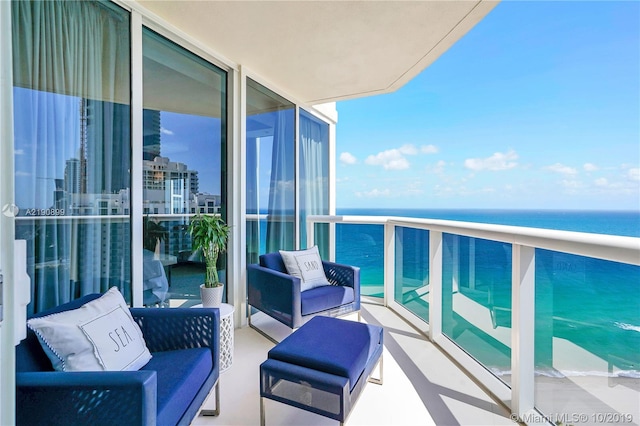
339;152;357;165
355;188;391;198
545;163;578;176
160;127;174;136
594;178;608;187
421;144;439;154
364;144;439;171
15;149;25;155
365;147;412;170
583;163;599;172
628;168;640;181
464;150;518;171
427;160;447;174
398;144;418;155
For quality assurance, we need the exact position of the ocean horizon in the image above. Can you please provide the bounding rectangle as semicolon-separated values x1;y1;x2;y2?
336;208;640;237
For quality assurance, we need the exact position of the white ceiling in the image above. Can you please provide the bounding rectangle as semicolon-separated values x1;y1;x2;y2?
135;0;499;105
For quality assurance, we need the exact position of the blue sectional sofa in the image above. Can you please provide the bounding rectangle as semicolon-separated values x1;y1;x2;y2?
16;293;220;426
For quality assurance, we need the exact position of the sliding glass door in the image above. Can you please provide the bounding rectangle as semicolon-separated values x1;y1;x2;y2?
246;79;295;263
299;109;329;257
12;0;131;313
11;2;228;312
142;28;227;306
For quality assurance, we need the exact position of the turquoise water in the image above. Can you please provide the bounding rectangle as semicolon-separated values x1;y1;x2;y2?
332;209;640;378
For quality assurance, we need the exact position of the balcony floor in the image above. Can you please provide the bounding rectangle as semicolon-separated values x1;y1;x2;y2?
191;303;514;426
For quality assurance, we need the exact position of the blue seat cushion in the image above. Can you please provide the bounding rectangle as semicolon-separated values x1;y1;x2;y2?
141;347;212;426
267;316;380;390
300;285;354;316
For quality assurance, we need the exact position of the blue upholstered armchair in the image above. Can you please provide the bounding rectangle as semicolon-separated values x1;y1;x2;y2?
16;293;220;426
247;251;361;332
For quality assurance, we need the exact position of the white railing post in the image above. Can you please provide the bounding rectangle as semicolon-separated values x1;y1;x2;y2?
306;218;315;249
511;244;536;420
452;235;460;293
429;231;443;340
469;239;476;290
383;222;395;307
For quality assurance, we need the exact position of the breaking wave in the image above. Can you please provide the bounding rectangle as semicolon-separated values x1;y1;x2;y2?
614;322;640;333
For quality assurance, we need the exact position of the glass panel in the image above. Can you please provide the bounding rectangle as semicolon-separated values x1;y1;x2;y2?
441;234;512;384
142;28;227;307
535;250;640;421
246;78;295;263
395;227;430;320
335;224;384;297
12;0;131;313
299;109;329;257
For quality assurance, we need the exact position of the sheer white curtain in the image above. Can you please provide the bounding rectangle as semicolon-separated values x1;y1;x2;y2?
12;0;130;313
266;110;295;252
299;111;329;253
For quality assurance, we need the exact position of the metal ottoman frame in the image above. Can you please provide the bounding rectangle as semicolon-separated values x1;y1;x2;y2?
259;316;383;425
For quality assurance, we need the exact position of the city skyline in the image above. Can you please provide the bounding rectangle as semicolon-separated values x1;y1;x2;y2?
13;96;221;216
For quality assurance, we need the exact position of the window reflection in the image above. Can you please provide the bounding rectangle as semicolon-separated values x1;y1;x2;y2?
246;79;295;263
12;0;131;313
299;109;329;256
142;28;227;307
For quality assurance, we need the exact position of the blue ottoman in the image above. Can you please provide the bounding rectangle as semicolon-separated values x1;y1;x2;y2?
260;316;383;425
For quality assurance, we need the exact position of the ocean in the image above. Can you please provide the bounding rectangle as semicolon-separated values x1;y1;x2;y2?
330;208;640;380
336;208;640;237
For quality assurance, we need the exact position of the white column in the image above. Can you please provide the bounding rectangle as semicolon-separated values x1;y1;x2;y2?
511;244;536;419
130;11;144;307
234;66;247;327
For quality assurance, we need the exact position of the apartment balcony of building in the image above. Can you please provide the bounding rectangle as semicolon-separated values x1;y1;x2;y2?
168;214;639;425
2;1;638;424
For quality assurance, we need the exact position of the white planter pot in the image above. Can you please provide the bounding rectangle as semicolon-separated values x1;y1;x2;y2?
200;284;224;308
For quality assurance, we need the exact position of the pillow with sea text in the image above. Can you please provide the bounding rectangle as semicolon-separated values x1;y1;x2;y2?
27;287;152;372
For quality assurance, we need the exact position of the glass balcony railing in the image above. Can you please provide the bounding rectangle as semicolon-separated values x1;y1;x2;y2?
306;215;640;424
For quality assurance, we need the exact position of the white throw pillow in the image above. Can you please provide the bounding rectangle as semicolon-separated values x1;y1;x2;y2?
27;287;152;372
279;246;330;292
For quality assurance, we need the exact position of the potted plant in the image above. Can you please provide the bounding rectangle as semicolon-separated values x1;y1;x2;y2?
187;213;231;308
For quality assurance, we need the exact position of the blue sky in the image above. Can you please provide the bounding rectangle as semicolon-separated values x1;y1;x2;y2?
335;1;640;211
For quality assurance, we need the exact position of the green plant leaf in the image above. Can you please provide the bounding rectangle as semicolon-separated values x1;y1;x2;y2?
187;213;231;287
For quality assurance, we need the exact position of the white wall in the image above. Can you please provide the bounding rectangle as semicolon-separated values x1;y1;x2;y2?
0;1;16;423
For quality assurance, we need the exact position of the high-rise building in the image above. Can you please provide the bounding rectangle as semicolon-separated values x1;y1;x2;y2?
64;158;82;195
143;109;161;161
143;156;199;214
84;99;131;195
